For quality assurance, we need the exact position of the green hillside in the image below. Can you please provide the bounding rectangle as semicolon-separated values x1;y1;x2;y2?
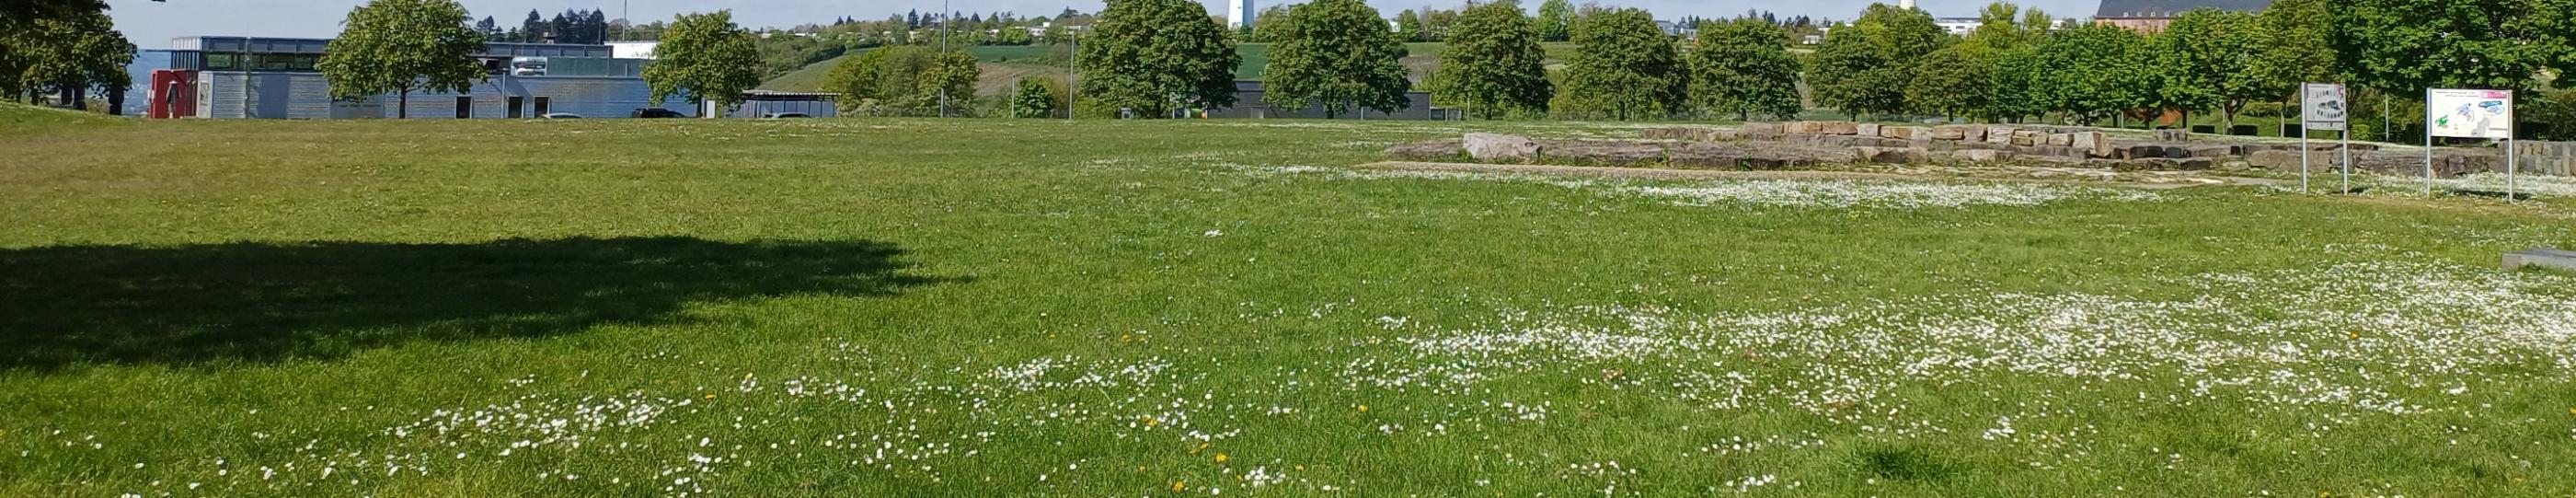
762;42;1582;93
0;101;127;134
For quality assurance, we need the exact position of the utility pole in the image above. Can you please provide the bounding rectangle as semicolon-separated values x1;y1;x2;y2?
1068;27;1077;121
939;0;950;118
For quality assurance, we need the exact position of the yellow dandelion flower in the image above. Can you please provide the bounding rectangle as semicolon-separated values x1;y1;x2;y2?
1357;404;1369;413
1214;453;1228;464
1294;465;1305;471
1170;480;1185;492
703;393;716;400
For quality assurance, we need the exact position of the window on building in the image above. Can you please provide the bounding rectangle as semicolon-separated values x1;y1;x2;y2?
204;52;239;71
533;97;550;116
506;97;523;119
455;97;472;119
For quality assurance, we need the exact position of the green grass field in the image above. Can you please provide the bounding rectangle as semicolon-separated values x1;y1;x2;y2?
5;108;2576;496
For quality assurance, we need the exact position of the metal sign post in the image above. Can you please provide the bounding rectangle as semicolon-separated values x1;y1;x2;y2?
2301;83;2347;193
2423;88;2516;200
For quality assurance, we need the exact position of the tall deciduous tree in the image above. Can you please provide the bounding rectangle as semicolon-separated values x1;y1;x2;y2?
644;10;761;115
2154;8;2260;130
1077;0;1239;118
1984;43;2048;122
1535;0;1575;42
1907;43;1991;122
1687;17;1803;121
1807;24;1904;119
2035;23;2153;125
1433;0;1552;120
1559;8;1684;121
2330;0;2551;96
918;51;980;117
1263;0;1410;118
2;5;134;109
316;0;484;119
2250;0;2334;109
1395;10;1424;42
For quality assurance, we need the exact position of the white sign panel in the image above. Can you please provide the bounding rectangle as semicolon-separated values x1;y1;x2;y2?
2301;83;2346;131
2426;89;2513;139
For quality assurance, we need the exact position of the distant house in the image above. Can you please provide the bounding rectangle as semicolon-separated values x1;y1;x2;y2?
1934;17;1981;36
2093;0;2272;33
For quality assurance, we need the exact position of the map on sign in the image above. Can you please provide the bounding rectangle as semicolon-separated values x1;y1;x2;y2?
2426;89;2513;139
2302;83;2345;131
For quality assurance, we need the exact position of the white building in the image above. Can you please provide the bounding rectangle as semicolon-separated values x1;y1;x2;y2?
1935;17;1981;36
1227;0;1256;29
606;41;658;59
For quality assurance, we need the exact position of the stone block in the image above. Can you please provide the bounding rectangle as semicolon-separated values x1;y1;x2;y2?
1666;143;1747;168
2069;133;2100;156
1821;122;1860;135
1959;125;1987;143
1945;149;2013;163
1741;122;1784;136
1384;139;1464;160
1464;133;1540;162
1787;122;1822;134
1547;142;1665;166
2011;131;2042;146
2503;249;2576;272
1930;125;1972;141
2047;133;2075;146
1851;146;1910;164
1985;126;2018;145
1857;122;1881;138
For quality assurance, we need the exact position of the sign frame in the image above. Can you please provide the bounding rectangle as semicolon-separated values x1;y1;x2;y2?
2421;89;2517;200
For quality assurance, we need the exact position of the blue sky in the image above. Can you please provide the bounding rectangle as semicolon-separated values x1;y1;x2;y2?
106;0;2104;49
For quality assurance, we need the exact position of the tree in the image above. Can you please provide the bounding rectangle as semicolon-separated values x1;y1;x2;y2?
644;10;762;115
1687;17;1803;121
2249;0;2334;105
1263;0;1410;118
2331;0;2552;97
1853;4;1949;65
1249;5;1294;42
2154;8;2261;131
2035;24;2153;125
1535;0;1575;42
919;51;979;117
521;10;545;42
1395;9;1424;42
1011;76;1064;118
315;0;483;119
824;49;891;103
474;16;499;41
1807;24;1904;119
1433;0;1552;120
1077;0;1240;118
2;6;134;109
1983;44;2048;122
1559;8;1684;120
1907;43;1992;122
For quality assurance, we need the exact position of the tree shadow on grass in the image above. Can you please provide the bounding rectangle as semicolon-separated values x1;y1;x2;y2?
0;237;959;373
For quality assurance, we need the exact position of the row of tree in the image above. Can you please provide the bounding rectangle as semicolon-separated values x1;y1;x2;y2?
471;9;629;45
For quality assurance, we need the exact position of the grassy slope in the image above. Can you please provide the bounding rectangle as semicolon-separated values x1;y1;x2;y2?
764;42;1583;92
3;119;2573;496
0;101;129;134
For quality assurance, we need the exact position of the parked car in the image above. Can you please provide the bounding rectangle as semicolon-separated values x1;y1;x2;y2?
762;112;811;119
630;108;686;119
539;112;583;119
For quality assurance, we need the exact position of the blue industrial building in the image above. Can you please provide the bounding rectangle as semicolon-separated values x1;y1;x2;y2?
129;36;698;119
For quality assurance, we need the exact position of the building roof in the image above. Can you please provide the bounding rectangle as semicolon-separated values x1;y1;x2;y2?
2094;0;2272;18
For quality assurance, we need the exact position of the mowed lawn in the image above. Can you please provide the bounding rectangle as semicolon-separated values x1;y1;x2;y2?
3;112;2574;497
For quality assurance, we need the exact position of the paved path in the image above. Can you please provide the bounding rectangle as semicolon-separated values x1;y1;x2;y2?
1357;161;2293;190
